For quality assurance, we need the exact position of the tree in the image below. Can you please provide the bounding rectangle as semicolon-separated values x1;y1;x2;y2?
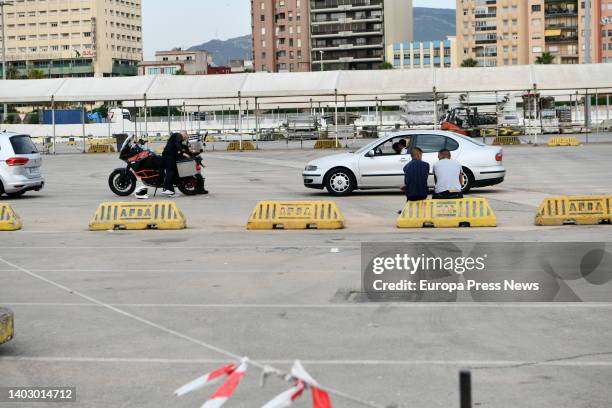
378;61;394;70
5;66;20;79
27;69;46;79
460;58;479;68
536;52;555;64
175;69;186;75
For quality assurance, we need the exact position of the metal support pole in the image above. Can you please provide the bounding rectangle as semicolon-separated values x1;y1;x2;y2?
238;93;243;150
197;105;201;135
144;98;148;140
246;100;250;137
375;97;379;134
334;91;339;147
433;88;438;130
585;89;590;144
134;105;138;139
255;97;259;149
51;99;56;154
460;371;472;408
182;101;186;131
607;94;610;121
221;106;225;135
167;99;171;137
595;90;599;136
81;102;86;154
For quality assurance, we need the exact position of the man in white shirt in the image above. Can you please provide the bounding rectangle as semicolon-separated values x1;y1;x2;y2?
433;149;464;199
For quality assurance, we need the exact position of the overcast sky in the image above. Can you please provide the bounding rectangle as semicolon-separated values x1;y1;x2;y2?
142;0;456;58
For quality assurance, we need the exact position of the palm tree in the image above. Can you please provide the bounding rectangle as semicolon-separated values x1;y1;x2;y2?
27;69;46;79
6;66;20;79
536;52;555;64
460;58;479;68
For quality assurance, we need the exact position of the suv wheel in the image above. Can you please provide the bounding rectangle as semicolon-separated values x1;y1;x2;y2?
324;167;356;196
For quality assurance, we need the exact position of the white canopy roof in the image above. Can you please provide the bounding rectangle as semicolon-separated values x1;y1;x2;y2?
0;64;610;104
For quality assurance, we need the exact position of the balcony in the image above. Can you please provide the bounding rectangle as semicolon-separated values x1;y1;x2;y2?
311;29;383;39
312;42;383;52
545;9;578;18
545;36;578;43
311;0;383;13
475;13;497;19
311;15;382;25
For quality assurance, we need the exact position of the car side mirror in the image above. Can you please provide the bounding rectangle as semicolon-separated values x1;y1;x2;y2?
366;150;375;158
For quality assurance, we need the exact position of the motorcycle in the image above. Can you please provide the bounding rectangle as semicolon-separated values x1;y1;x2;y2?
108;134;206;197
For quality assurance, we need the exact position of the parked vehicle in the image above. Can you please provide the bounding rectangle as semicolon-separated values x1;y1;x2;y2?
0;131;44;197
108;134;205;196
303;130;505;196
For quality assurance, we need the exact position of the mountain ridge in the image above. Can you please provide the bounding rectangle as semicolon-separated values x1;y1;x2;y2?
189;7;456;65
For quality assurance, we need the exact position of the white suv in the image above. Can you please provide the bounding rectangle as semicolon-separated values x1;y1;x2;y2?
0;131;44;197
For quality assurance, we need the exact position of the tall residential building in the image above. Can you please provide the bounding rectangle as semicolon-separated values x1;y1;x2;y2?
527;0;600;64
456;0;530;67
457;0;607;67
0;0;142;78
601;1;612;63
251;0;311;72
311;0;413;71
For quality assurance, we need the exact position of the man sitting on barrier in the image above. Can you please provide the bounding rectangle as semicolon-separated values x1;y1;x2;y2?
402;147;429;202
433;149;464;200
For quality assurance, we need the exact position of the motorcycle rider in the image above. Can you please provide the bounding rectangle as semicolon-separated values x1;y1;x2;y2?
161;131;190;197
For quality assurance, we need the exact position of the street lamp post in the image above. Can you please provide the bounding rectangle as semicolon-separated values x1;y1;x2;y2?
0;1;13;124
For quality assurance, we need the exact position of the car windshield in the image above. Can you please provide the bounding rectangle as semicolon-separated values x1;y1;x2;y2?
355;137;393;154
10;135;38;154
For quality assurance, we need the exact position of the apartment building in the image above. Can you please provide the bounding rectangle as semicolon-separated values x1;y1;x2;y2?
456;0;530;67
0;0;142;78
251;0;311;72
387;37;458;69
602;1;612;62
139;49;211;76
311;0;413;71
458;0;609;67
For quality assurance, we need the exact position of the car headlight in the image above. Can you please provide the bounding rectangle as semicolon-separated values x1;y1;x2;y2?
305;165;318;172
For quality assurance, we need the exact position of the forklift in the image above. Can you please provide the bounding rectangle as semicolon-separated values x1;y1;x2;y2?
440;107;498;137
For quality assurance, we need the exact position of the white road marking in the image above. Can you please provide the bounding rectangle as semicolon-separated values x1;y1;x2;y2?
2;356;611;367
5;302;612;309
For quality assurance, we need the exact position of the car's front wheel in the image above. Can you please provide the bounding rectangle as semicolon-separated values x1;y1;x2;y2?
324;167;356;196
461;167;474;194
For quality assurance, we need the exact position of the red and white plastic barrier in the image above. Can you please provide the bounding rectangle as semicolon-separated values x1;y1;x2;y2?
174;363;237;396
175;359;333;408
201;360;248;408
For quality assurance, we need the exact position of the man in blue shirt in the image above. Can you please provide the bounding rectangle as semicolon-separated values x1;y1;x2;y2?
403;147;430;201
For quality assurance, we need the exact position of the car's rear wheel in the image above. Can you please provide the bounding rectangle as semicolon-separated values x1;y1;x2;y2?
461;167;474;194
324;167;356;196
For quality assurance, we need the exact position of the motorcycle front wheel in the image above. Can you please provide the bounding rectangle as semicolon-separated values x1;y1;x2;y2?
177;174;204;196
108;169;137;196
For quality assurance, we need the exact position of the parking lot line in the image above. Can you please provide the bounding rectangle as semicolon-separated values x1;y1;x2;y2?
6;302;612;309
3;356;611;367
0;256;242;362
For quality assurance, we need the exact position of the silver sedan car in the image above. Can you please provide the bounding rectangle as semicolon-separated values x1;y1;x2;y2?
0;131;44;197
303;130;506;196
